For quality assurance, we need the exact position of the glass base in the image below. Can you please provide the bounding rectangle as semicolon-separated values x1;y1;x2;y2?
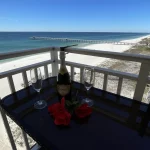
82;98;93;107
34;100;47;109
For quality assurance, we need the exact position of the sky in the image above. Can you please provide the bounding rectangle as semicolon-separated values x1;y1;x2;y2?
0;0;150;32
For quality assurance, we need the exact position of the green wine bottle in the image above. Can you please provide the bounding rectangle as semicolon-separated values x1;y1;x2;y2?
57;47;71;101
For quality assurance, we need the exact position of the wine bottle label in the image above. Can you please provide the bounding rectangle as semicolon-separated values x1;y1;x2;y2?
59;67;68;75
57;84;70;96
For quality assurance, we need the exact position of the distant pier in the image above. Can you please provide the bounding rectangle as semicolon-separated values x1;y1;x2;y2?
30;36;143;46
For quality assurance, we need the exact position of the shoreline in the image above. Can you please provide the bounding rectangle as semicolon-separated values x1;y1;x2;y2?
0;34;150;73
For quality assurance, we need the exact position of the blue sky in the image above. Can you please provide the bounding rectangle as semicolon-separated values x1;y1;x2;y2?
0;0;150;32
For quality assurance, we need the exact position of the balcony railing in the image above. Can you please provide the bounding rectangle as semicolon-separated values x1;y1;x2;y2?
0;46;150;150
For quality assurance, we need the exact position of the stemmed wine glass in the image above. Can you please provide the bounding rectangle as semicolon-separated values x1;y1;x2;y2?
82;67;95;106
30;68;47;109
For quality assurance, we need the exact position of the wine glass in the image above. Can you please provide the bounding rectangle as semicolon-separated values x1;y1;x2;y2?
30;68;47;109
82;67;95;106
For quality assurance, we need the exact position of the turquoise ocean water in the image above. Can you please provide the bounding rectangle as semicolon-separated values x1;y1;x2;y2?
0;32;149;53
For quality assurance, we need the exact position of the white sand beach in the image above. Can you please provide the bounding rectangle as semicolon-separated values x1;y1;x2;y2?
0;34;150;149
66;34;150;66
121;34;150;43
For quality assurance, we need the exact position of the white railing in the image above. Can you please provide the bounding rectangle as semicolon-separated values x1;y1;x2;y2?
0;46;150;149
0;47;55;150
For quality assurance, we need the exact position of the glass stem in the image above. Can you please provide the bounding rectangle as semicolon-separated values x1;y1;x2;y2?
86;89;89;99
37;90;41;104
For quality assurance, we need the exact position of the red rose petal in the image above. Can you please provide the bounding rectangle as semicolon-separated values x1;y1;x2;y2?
54;111;71;126
61;97;65;107
54;117;64;125
48;100;71;126
75;104;92;118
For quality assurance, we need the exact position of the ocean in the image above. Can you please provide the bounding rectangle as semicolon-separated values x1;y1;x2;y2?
0;32;149;53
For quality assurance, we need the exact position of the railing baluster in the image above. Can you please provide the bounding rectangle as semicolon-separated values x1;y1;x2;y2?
50;47;58;76
22;71;29;87
103;74;108;91
7;75;16;94
71;66;74;81
116;77;123;103
80;68;84;83
21;72;31;150
44;65;49;79
33;68;39;80
0;105;17;150
21;130;30;150
117;77;123;95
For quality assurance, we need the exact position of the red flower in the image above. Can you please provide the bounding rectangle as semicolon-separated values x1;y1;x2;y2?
75;103;92;118
54;111;71;126
48;97;71;126
48;97;65;117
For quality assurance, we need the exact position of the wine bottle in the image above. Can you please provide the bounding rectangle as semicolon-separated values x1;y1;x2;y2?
57;47;71;101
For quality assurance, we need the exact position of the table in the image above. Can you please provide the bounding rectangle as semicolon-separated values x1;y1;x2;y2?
0;77;150;150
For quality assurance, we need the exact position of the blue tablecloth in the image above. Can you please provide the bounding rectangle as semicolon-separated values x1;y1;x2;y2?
0;77;150;150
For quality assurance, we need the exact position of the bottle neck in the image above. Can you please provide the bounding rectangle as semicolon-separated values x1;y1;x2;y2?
60;58;66;67
58;51;70;84
60;51;66;67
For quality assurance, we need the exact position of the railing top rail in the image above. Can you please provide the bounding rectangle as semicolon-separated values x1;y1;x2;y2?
0;47;54;60
0;60;53;79
55;47;150;63
0;46;150;63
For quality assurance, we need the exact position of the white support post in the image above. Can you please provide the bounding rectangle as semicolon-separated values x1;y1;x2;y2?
50;47;58;76
128;62;150;126
134;62;150;101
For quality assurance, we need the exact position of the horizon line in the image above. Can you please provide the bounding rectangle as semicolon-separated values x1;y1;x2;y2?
0;31;149;34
